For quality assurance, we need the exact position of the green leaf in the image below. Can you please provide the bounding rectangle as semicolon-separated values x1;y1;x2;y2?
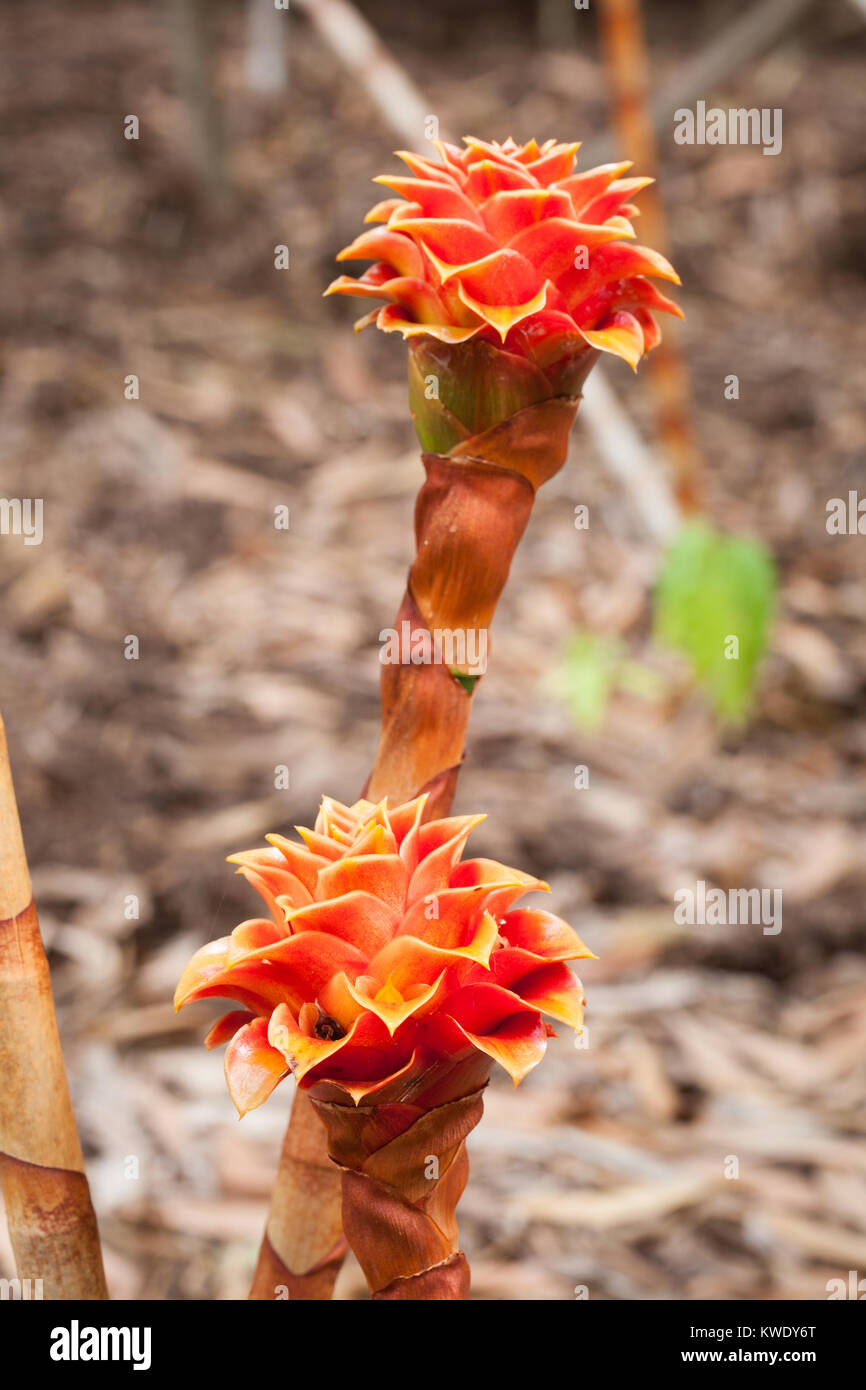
557;632;669;729
450;670;479;695
559;632;627;730
654;520;776;721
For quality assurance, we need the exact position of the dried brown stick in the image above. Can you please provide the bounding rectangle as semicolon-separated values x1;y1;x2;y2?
294;0;438;148
164;0;231;209
598;0;703;515
0;713;108;1299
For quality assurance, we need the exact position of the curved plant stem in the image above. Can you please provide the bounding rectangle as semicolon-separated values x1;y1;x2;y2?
0;713;108;1299
249;385;593;1299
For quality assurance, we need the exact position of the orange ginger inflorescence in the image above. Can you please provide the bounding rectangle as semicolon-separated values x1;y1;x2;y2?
327;135;682;374
175;794;592;1111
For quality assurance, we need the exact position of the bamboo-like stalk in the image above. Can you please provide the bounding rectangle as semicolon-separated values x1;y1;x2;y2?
249;1088;346;1298
249;368;596;1299
0;713;108;1299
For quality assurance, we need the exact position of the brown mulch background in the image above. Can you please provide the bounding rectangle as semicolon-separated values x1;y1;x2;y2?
1;0;865;1299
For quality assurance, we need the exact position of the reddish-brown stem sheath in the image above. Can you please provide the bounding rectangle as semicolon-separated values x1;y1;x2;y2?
0;713;108;1300
312;1075;487;1299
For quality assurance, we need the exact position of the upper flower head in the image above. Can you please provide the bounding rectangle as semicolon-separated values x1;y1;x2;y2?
175;794;592;1110
326;135;682;374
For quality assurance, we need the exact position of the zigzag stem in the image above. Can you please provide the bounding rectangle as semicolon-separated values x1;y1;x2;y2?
0;714;108;1300
249;385;592;1300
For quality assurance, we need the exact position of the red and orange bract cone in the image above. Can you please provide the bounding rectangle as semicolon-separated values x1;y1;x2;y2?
327;134;681;375
176;794;592;1297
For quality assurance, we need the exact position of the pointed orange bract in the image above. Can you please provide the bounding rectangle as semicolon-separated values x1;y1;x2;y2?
326;136;681;370
176;794;588;1108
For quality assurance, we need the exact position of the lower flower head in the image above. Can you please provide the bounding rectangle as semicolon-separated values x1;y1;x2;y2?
175;794;592;1110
